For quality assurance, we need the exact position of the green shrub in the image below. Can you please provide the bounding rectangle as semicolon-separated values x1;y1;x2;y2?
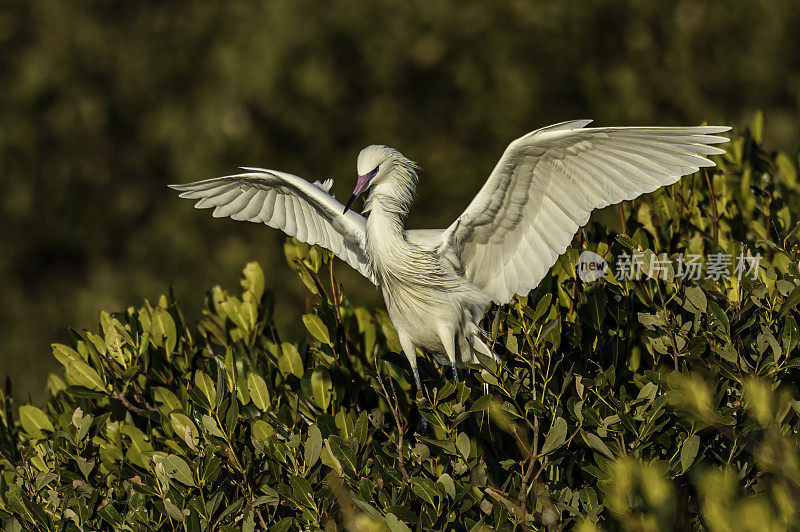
2;118;800;530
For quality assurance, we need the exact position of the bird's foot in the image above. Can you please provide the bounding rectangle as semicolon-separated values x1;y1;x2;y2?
416;387;430;434
412;366;422;391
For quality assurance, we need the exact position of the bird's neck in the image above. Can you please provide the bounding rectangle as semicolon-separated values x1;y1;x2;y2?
364;199;409;285
363;162;417;237
365;186;407;248
364;170;417;273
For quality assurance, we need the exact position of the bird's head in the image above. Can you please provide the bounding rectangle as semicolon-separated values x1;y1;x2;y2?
344;145;416;214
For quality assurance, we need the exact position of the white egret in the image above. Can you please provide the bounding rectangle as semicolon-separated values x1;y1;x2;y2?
170;119;729;388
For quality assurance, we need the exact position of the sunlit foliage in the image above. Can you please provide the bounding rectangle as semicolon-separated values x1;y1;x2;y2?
3;0;800;399
2;123;800;530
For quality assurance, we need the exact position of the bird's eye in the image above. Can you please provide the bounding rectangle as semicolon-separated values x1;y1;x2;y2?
371;166;379;175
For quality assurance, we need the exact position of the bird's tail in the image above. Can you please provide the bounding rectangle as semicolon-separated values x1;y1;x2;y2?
459;323;499;366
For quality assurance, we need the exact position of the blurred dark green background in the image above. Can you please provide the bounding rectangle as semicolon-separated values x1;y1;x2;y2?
1;0;798;401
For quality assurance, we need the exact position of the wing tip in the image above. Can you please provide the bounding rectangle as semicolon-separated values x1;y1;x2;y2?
704;146;727;155
706;125;732;133
539;119;594;134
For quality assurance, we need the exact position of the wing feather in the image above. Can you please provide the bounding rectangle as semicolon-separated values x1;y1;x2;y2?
234;190;267;221
214;187;256;218
258;189;277;222
440;121;730;304
170;169;376;284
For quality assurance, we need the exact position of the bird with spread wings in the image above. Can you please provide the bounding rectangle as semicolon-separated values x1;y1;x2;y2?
170;120;729;389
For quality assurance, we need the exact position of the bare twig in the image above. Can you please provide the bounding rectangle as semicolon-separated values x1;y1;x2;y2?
329;261;352;361
618;203;628;235
655;281;680;371
374;359;411;483
704;168;720;244
112;386;158;413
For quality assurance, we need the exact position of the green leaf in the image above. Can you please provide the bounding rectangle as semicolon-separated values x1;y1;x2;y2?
163;498;184;521
505;333;518;354
437;473;456;500
86;331;107;356
270;517;293;532
354;307;376;360
456;432;470;459
51;343;82;367
170;412;199;447
72;408;92;441
411;477;439;507
218;499;245;525
781;284;800;315
302;314;332;346
556;248;578;279
309;245;326;272
586;288;607;330
154;387;183;415
252;420;273;441
65;358;106;392
225;398;239;434
540;417;567;456
311;368;332;411
220;297;247;332
202;414;225;438
188;384;212;411
385;513;412;532
121;424;154;468
681;434;700;472
616;233;637;249
151;307;177;357
98;501;123;527
469;395;493;412
685;286;707;313
224;348;237;388
531;293;553;323
305;425;323;467
241;261;265;300
278;342;304;378
194;371;217;409
289;475;316;509
707;299;730;336
19;405;54;438
161;454;196;486
375;310;402;353
247;373;271;411
354;411;369;447
327;436;357;476
241;292;258;332
583;431;614;458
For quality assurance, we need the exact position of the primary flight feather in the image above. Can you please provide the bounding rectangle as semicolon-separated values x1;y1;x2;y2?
170;119;730;388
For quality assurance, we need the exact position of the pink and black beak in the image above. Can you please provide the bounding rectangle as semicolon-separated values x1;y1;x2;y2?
343;167;378;214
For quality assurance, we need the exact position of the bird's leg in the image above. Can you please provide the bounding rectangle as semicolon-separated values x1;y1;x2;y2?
437;325;459;383
397;332;421;390
411;365;422;391
397;332;429;434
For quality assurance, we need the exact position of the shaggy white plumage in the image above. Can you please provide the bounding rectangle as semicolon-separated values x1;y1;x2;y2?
170;119;730;388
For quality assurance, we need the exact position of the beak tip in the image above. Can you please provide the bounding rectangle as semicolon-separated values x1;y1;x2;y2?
343;193;357;216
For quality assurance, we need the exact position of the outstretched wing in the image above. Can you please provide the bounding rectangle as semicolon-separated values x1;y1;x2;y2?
169;168;376;284
440;120;730;304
